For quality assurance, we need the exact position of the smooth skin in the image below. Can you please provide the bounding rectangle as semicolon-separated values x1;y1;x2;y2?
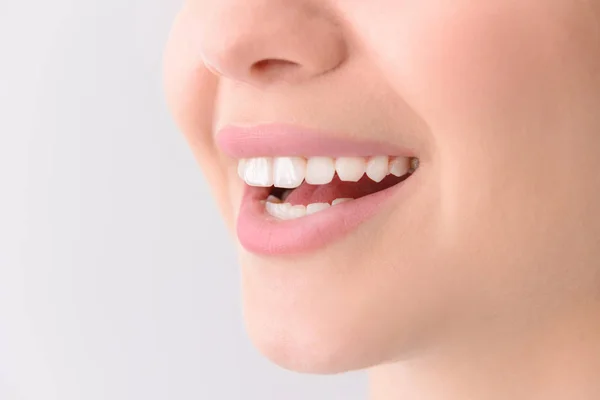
164;1;600;399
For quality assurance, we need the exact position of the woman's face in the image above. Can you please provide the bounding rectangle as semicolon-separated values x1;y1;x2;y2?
165;0;600;373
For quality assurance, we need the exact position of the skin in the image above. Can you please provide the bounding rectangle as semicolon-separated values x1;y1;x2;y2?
164;1;600;398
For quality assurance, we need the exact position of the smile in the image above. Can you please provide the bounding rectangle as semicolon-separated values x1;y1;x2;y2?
217;124;420;255
238;156;419;220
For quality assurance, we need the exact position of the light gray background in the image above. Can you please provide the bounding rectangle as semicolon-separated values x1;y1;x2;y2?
0;1;365;399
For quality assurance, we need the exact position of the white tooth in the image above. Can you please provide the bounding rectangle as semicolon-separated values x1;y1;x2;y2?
265;202;306;220
265;202;290;219
273;157;306;189
266;195;281;203
366;156;388;182
306;202;330;215
335;157;366;182
306;157;335;185
332;198;352;206
288;205;307;219
237;159;247;179
389;157;410;177
243;157;274;187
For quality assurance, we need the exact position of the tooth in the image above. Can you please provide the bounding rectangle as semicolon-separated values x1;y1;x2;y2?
265;202;306;220
265;202;290;219
243;157;274;187
365;156;388;182
409;158;420;173
273;157;306;189
306;202;330;215
306;157;335;185
266;195;281;203
389;157;410;177
335;157;366;182
280;189;293;202
237;159;247;179
288;205;307;219
332;198;352;206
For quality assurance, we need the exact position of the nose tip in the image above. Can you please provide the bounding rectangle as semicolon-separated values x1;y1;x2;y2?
198;2;348;86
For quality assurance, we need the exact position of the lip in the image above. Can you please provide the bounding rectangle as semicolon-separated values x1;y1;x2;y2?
216;123;416;158
217;123;418;255
237;173;415;255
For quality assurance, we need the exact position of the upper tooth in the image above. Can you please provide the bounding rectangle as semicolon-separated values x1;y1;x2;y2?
273;157;306;189
306;157;335;185
409;157;420;172
366;156;388;183
239;156;417;186
389;157;410;177
335;157;366;182
243;157;274;187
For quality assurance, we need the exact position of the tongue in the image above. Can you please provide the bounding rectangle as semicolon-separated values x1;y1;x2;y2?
284;175;404;206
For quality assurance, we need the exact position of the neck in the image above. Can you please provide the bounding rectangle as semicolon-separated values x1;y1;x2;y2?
368;303;600;400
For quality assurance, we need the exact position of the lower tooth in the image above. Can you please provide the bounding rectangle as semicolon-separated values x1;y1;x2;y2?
265;202;287;219
288;205;307;219
265;202;306;220
306;203;330;215
265;198;353;220
332;198;352;205
280;189;293;202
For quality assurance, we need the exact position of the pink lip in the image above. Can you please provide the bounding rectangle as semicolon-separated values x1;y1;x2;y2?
237;176;415;255
217;123;418;255
216;123;416;158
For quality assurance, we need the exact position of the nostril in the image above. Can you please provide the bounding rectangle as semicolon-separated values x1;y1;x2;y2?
252;58;298;73
250;59;303;82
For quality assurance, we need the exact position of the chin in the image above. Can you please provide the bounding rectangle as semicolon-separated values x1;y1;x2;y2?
242;303;390;374
237;250;425;374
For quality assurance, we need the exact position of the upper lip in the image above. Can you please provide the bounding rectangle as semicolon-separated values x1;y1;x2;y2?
215;123;417;158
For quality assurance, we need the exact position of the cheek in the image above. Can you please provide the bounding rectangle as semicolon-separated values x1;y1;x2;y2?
347;1;600;292
355;1;597;136
387;3;560;127
164;11;236;226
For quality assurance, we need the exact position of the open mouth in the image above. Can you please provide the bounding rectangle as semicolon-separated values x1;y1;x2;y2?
217;123;421;254
238;156;419;220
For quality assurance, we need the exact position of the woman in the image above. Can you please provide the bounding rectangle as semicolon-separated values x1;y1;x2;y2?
164;1;600;398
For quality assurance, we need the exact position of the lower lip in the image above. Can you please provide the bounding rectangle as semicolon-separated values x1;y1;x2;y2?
236;174;417;255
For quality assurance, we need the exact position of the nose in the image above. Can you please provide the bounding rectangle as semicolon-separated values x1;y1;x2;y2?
196;0;348;86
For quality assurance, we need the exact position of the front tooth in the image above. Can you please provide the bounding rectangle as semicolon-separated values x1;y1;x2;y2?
306;202;330;215
266;195;281;204
332;198;352;206
243;157;274;187
273;157;306;189
265;202;306;220
306;157;335;185
366;156;388;182
335;157;366;182
389;157;410;177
